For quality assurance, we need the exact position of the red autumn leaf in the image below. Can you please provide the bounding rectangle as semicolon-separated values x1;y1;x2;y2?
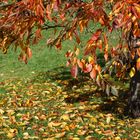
56;42;62;49
91;29;102;41
87;29;102;45
83;63;92;73
71;65;78;78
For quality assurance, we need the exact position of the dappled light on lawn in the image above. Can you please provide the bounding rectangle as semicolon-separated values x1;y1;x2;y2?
0;69;140;139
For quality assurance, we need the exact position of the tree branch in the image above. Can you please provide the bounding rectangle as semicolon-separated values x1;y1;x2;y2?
41;24;65;30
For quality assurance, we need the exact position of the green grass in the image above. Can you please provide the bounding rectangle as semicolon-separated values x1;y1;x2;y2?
0;71;139;139
0;25;139;139
0;37;72;81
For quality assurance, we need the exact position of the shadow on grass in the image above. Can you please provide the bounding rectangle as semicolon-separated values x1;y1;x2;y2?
30;66;130;118
65;91;95;103
98;91;130;118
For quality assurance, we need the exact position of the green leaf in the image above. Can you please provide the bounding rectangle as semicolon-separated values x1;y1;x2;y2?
111;86;118;96
106;85;110;96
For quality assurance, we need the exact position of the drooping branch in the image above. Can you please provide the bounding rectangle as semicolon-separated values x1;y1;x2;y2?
42;24;65;30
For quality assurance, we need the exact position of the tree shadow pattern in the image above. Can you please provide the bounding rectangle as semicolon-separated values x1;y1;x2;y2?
30;66;134;119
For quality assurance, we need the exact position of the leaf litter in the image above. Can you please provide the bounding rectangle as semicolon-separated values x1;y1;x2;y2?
0;71;139;139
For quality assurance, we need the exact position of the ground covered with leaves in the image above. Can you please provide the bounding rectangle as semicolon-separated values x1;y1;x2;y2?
0;68;140;139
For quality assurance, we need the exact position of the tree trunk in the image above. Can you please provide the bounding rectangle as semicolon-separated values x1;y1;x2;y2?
128;70;140;118
127;21;140;118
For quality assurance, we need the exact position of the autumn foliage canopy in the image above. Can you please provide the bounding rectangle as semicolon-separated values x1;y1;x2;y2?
0;0;140;95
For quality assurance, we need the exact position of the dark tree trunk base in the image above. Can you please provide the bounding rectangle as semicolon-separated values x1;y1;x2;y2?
128;71;140;118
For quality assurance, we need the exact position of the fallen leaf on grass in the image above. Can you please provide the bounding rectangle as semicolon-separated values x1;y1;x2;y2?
60;114;70;121
77;129;87;136
6;109;15;115
72;138;80;140
7;132;15;138
90;117;97;123
7;129;18;138
23;132;29;139
103;130;114;136
48;122;62;127
55;132;65;138
0;109;4;114
106;116;111;124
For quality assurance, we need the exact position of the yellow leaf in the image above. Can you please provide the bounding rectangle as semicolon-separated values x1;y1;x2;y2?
60;114;70;121
77;130;86;136
95;129;102;134
88;56;94;63
89;124;96;129
115;136;121;140
129;67;135;77
73;138;80;140
48;122;62;127
7;129;17;138
90;117;97;123
9;129;18;133
75;48;80;56
55;132;65;138
99;122;105;127
79;20;84;32
85;136;94;140
0;109;4;114
99;113;104;118
23;132;29;139
106;116;111;124
6;110;15;115
7;132;15;138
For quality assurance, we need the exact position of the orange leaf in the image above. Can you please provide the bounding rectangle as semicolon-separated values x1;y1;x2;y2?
26;47;32;59
103;34;108;45
90;68;97;79
77;60;84;69
136;58;140;70
56;42;62;49
132;4;140;18
65;50;73;57
79;20;84;32
99;17;105;25
91;29;102;41
104;53;108;61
